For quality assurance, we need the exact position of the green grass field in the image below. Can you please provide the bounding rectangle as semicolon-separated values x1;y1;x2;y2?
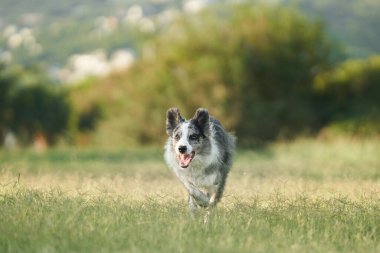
1;138;379;253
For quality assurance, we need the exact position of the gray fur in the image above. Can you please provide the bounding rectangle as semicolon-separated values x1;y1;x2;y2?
164;107;236;217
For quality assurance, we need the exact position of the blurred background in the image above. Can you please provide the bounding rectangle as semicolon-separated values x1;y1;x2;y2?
0;0;379;150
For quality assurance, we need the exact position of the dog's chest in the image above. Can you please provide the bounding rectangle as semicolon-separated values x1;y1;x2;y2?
182;168;219;192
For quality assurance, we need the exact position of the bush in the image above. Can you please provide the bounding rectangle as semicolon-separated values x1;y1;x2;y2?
0;65;74;146
313;55;380;136
11;85;72;145
120;5;337;145
0;64;17;142
78;103;104;133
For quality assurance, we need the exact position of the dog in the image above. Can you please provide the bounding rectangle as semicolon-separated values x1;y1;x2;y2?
164;107;235;218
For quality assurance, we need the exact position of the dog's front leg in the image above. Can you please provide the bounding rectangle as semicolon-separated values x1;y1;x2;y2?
203;193;217;224
188;186;210;207
181;181;209;207
188;195;198;218
179;179;210;207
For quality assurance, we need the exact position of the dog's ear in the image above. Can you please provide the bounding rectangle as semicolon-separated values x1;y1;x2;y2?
166;107;184;136
192;108;210;136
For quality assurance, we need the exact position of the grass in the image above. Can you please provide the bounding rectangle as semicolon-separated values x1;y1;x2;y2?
1;190;379;253
0;138;380;253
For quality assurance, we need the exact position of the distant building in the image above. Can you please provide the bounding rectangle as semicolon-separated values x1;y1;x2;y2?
57;49;135;83
183;0;206;13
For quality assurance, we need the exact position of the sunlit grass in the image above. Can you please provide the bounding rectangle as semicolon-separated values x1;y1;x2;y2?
0;138;380;252
1;187;379;253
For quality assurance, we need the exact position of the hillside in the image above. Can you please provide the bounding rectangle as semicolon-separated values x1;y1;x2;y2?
0;0;183;81
292;0;380;58
0;0;379;83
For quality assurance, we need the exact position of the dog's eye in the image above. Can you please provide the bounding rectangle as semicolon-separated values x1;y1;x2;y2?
174;134;180;141
189;134;199;140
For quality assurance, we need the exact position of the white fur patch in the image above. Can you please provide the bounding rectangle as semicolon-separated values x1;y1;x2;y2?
174;122;193;155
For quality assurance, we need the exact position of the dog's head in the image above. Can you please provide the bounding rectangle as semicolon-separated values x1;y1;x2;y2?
166;107;210;168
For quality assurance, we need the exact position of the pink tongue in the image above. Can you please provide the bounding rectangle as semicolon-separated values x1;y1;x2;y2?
179;153;192;168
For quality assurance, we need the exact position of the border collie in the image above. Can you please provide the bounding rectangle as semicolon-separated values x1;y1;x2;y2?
164;108;236;218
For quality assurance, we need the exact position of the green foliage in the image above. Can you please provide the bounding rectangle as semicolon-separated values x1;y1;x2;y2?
98;5;336;145
67;5;380;147
10;3;374;147
12;85;72;145
0;65;73;146
77;103;104;133
0;65;16;128
314;55;380;136
0;65;18;142
224;6;334;143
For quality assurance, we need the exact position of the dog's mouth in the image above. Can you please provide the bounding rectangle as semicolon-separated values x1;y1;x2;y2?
178;151;195;168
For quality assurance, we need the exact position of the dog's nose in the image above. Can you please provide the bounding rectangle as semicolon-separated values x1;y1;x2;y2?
178;145;187;154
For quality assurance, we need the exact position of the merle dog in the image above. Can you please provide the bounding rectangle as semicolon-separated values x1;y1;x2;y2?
164;108;235;218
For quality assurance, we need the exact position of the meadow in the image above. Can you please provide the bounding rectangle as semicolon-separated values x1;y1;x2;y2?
0;138;379;253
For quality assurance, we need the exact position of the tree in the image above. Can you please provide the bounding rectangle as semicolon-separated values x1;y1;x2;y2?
11;84;72;145
0;64;74;146
0;64;16;142
122;5;337;144
313;55;380;136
